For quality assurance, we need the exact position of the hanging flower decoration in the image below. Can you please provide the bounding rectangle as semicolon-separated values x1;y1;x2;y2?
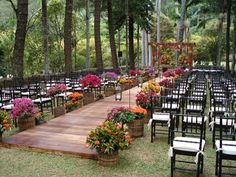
81;74;101;87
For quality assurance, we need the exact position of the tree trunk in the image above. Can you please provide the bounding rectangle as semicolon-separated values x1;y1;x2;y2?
12;0;28;78
64;0;73;76
94;0;103;73
156;0;161;42
107;0;119;73
177;0;187;43
42;0;50;76
216;0;225;66
141;29;146;66
137;25;140;69
129;17;135;70
226;0;231;73
85;0;90;69
232;3;236;73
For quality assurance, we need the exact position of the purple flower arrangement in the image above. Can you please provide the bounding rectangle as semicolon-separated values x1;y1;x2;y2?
46;83;67;97
11;98;37;120
104;72;118;79
136;91;159;109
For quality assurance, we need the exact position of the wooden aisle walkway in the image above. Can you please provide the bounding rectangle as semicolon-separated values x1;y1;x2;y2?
1;86;141;159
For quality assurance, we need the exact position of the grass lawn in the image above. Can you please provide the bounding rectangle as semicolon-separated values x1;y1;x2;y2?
0;125;230;177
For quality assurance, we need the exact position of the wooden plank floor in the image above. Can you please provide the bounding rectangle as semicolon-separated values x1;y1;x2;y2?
1;86;142;159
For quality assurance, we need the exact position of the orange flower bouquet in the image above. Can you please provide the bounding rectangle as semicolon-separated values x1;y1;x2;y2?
130;106;147;119
66;92;84;112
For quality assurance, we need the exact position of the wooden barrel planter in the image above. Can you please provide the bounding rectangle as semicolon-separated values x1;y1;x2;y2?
83;92;95;105
54;106;66;117
0;133;2;142
18;117;35;131
98;150;119;166
104;87;115;97
127;119;144;138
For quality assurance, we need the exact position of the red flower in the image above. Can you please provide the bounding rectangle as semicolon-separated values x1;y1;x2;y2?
94;140;100;145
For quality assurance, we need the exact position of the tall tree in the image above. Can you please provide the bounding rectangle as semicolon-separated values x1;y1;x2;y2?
94;0;104;73
216;0;225;66
64;0;73;76
85;0;90;69
177;0;186;43
225;0;231;72
232;1;236;73
42;0;50;76
113;0;154;69
129;16;135;69
9;0;28;78
107;0;119;73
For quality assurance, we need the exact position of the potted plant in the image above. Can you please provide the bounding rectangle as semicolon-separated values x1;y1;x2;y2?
11;98;37;131
136;81;160;123
127;106;147;137
46;83;67;117
0;110;12;141
86;120;131;166
107;106;136;125
65;92;83;112
81;74;101;105
107;106;147;137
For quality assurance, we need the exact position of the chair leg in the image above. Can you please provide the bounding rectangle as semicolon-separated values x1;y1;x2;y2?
201;155;204;174
171;156;174;177
196;155;201;177
218;155;222;177
151;123;154;143
215;151;218;176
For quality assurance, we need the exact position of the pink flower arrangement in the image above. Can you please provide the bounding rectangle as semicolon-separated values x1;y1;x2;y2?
129;69;141;76
158;78;172;88
81;74;101;87
46;83;67;97
136;91;159;109
174;67;184;76
162;70;174;78
11;98;37;120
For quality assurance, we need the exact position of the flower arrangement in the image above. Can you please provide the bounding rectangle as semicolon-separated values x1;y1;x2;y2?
130;106;147;119
136;91;159;109
178;54;189;65
104;72;118;80
142;80;161;94
174;67;184;76
65;92;84;112
129;69;141;76
162;70;175;78
0;110;12;135
107;106;136;124
158;78;172;88
68;92;83;101
81;74;101;87
118;77;133;85
160;55;172;65
46;83;67;97
86;120;131;154
144;67;156;76
11;98;37;120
